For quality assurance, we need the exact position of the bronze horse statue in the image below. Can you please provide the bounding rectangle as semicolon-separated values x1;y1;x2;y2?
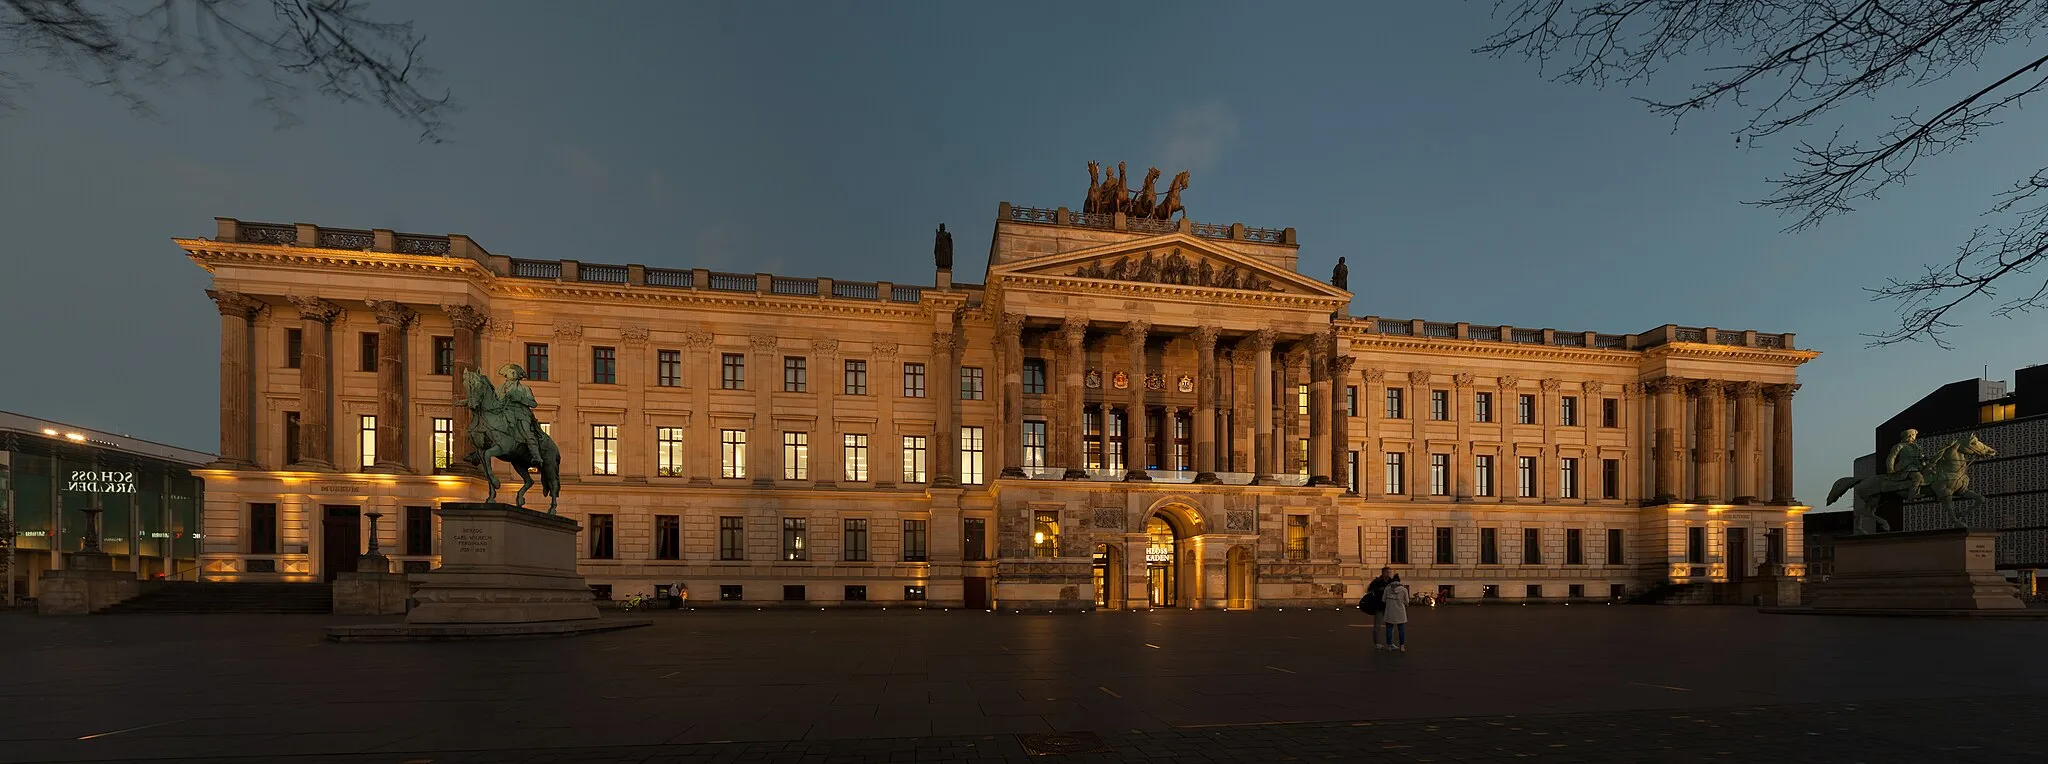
1153;171;1189;220
1826;430;1996;533
460;368;563;513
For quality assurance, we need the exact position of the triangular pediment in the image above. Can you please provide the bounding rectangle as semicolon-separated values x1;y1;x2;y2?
991;233;1350;300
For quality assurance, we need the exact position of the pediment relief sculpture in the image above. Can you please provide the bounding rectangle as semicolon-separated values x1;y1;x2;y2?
1068;248;1280;292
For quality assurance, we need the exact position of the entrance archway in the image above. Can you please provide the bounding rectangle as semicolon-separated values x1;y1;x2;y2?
1092;543;1124;609
1145;514;1184;607
1226;545;1255;609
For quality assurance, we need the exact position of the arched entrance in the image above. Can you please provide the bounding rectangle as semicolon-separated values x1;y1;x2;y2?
1226;545;1255;609
1092;543;1124;609
1145;514;1181;607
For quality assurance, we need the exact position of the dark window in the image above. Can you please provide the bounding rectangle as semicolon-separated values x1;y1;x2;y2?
1566;528;1584;565
1480;527;1499;565
1522;527;1542;565
1384;388;1405;418
1607;528;1625;565
720;585;743;601
655;515;681;560
404;505;432;556
844;585;867;601
285;328;302;369
284;412;302;465
1022;359;1047;395
1601;398;1619;428
1346;386;1359;416
590;584;613;600
525;343;550;381
1610;583;1627;600
784;356;807;392
591;346;617;384
1482;585;1501;599
721;353;745;389
360;332;379;372
589;514;615;559
658;350;682;386
432;336;454;375
783;585;806;602
1388;526;1409;565
1561;396;1579;426
1430;390;1449;420
719;516;745;560
963;518;988;561
1602;459;1621;499
843;518;869;562
1569;584;1585;598
1526;584;1543;599
903;362;926;397
1517;394;1535;424
960;367;984;400
844;360;868;395
1430;454;1450;496
1518;456;1537;498
1435;527;1455;564
904;585;927;601
249;503;278;555
1561;457;1580;499
783;518;808;561
1475;455;1495;497
1475;391;1493;422
1687;526;1707;564
902;519;928;562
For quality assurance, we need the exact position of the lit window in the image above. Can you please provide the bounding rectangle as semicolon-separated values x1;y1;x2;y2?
1032;513;1060;558
783;432;809;481
843;434;869;482
1023;422;1047;469
782;518;807;561
1430;453;1449;496
431;418;454;470
1561;457;1580;499
901;436;927;483
1285;515;1309;561
1384;452;1406;495
960;426;985;485
1475;455;1495;497
721;429;747;479
590;424;618;475
1298;384;1309;415
657;427;685;477
1518;456;1537;498
358;415;377;469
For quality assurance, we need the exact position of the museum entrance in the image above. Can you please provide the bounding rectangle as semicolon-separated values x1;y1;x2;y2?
1145;515;1179;608
1727;528;1749;582
1092;543;1124;609
321;505;361;582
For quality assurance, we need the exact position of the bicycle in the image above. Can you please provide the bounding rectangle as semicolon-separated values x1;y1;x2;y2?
620;593;649;612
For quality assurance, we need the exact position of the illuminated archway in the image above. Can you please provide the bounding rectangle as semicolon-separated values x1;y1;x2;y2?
1226;545;1255;610
1092;543;1124;609
1144;515;1180;607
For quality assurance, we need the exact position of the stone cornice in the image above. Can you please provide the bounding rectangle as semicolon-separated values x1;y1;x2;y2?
1642;343;1820;366
180;239;491;282
1346;332;1816;367
998;273;1347;311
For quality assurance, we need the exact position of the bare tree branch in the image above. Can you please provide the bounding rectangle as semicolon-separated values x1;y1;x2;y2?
0;0;455;141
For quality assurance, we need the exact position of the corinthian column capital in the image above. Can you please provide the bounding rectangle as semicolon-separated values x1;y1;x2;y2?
207;289;267;319
1244;328;1277;354
998;312;1026;342
443;304;490;332
1190;325;1220;352
367;300;417;328
288;295;344;324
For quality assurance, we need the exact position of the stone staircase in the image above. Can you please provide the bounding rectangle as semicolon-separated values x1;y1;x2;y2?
97;582;334;614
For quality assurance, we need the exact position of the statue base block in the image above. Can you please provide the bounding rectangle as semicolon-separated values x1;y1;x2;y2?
326;502;648;641
1804;529;2024;611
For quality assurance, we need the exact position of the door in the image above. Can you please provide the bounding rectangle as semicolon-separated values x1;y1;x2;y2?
1726;528;1748;582
963;577;989;609
321;505;361;582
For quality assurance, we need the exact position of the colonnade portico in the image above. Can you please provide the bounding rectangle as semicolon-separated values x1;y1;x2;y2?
1648;376;1800;505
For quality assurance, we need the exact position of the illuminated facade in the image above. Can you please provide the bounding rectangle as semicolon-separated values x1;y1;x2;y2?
180;203;1815;608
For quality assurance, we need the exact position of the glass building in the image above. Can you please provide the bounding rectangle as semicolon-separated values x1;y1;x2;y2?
1;411;209;604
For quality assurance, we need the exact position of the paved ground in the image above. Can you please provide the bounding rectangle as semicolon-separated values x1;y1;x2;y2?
2;605;2045;763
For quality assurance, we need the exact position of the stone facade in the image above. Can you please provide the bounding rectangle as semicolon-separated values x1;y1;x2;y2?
177;206;1816;609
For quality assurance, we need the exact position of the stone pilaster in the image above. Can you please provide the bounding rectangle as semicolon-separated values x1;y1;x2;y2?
873;341;900;487
1362;367;1385;499
999;313;1027;478
206;289;265;468
367;300;417;474
550;321;583;478
1307;332;1334;485
1540;378;1562;499
443;304;490;476
748;333;779;486
1058;318;1089;479
1767;383;1800;504
931;328;961;487
812;338;840;486
1731;381;1762;503
621;325;650;481
682;330;714;485
1690;379;1723;504
1453;372;1475;498
1244;330;1277;482
287;295;344;471
1331;355;1357;492
1122;320;1151;481
1192;326;1221;483
1649;377;1684;503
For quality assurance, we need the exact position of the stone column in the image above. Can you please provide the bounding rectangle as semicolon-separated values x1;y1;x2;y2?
873;342;900;487
1690;379;1723;504
621;326;650;481
1362;367;1385;499
287;295;344;470
206;290;265;468
683;331;714;485
367;300;416;474
1247;329;1277;482
1767;384;1799;504
1731;382;1761;503
1282;346;1308;475
811;338;840;487
749;334;779;486
1122;321;1151;481
1622;382;1642;503
1453;373;1475;498
931;329;961;487
1307;332;1334;485
1191;326;1221;483
1650;377;1683;503
1332;356;1357;493
1058;318;1089;480
551;321;583;478
444;304;490;476
1540;378;1562;499
999;313;1027;478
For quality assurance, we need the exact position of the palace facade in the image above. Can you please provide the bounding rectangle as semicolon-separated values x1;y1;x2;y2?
180;201;1816;609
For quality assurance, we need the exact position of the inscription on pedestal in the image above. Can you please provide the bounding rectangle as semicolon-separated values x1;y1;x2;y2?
451;526;494;555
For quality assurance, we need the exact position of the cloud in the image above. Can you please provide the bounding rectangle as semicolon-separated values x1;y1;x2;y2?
1156;100;1239;172
558;144;608;187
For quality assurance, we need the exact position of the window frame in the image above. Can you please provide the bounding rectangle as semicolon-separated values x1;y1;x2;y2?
656;427;686;477
588;514;616;559
842;433;869;482
902;362;926;398
783;356;808;392
524;342;550;381
720;353;745;389
843;359;868;395
783;432;809;481
591;346;618;385
654;515;681;560
719;516;745;561
720;429;747;479
960;366;985;401
589;424;619;476
657;349;682;387
432;336;454;375
782;517;808;561
1022;358;1047;395
842;518;869;562
901;435;928;483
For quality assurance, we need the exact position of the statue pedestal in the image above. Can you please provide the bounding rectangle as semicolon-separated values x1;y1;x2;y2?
327;503;648;640
38;553;145;615
332;554;408;616
1805;529;2024;612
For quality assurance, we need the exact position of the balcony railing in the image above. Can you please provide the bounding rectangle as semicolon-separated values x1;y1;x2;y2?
1000;203;1295;245
510;259;562;279
580;264;628;284
707;273;755;292
645;268;692;288
1361;318;1797;351
770;277;818;296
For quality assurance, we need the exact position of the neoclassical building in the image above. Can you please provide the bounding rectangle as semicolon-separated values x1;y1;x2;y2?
180;199;1816;608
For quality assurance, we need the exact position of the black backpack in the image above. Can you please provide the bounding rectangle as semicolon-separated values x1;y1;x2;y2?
1360;580;1387;614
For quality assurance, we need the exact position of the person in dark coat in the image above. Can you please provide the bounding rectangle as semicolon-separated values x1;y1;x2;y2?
1365;566;1393;649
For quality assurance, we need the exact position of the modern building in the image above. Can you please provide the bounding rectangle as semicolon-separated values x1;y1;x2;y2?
178;196;1816;609
0;411;209;604
1862;365;2048;596
1801;509;1853;581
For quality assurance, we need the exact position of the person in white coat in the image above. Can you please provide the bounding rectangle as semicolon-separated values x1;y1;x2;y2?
1381;575;1411;651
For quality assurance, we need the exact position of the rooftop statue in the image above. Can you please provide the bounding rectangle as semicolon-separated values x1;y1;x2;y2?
934;223;954;270
1332;256;1349;291
461;363;563;513
1081;162;1189;220
1826;429;1995;534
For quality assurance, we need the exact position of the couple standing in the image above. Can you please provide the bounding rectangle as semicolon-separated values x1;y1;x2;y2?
1362;566;1411;651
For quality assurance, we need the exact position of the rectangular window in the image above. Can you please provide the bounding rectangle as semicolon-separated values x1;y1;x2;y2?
1346;385;1359;416
1570;584;1585;599
1475;391;1493;422
249;503;278;555
1430;389;1449;421
358;415;378;468
783;432;809;481
843;518;869;562
591;346;617;384
1023;421;1048;468
782;518;808;561
1429;453;1450;496
1284;515;1310;561
432;336;454;375
1561;396;1579;427
721;353;744;389
963;518;988;561
360;332;379;372
285;328;302;369
1084;410;1104;470
719;517;744;561
842;434;868;482
1033;512;1060;558
1480;527;1500;565
960;367;985;401
1475;455;1495;497
902;519;928;562
1607;528;1625;565
525;343;550;381
904;585;926;601
783;585;805;601
721;429;747;478
1297;438;1310;477
1687;526;1707;564
1527;584;1543;599
960;426;985;485
1523;527;1542;565
1384;452;1406;495
1348;451;1360;494
1517;394;1536;424
1388;526;1409;565
284;411;301;465
1566;528;1584;565
655;515;681;560
1298;384;1310;415
590;424;618;475
843;359;868;395
1022;359;1047;394
539;422;551;437
654;350;680;387
1602;398;1619;428
901;436;927;483
1517;456;1537;498
1560;457;1580;499
404;505;432;556
903;362;926;397
1435;527;1455;565
1384;387;1405;419
784;356;807;392
1601;458;1620;499
656;427;685;477
1172;415;1191;471
589;514;615;559
1106;411;1125;470
845;585;867;601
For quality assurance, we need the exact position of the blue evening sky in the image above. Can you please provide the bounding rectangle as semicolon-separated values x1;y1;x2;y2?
3;2;2041;509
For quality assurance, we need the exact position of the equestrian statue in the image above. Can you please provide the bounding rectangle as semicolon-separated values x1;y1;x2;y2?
1825;429;1996;534
460;363;563;513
